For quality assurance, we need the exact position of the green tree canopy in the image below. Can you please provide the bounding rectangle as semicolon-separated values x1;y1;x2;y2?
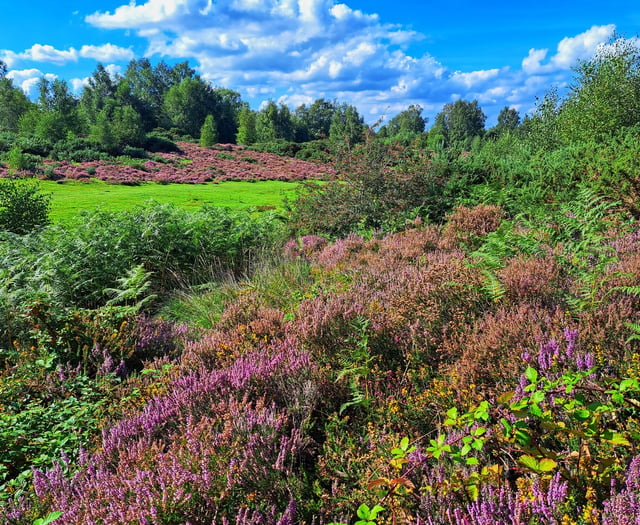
236;106;257;145
0;78;33;132
294;98;338;141
386;104;427;136
435;99;486;149
200;114;218;147
558;37;640;142
163;77;217;138
329;103;365;146
256;101;295;142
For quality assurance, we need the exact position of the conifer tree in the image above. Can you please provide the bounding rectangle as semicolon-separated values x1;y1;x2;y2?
200;114;218;147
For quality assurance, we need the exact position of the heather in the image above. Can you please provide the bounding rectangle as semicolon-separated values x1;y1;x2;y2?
1;143;332;185
3;199;640;523
2;39;640;525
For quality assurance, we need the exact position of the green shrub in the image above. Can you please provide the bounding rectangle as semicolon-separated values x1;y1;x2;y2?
0;178;50;234
143;133;181;153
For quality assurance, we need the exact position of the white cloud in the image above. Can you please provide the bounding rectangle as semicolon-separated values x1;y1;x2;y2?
79;44;135;62
552;24;615;69
9;44;78;65
1;43;134;67
82;2;631;124
7;69;57;97
451;68;502;89
522;25;615;75
522;48;548;74
70;77;90;92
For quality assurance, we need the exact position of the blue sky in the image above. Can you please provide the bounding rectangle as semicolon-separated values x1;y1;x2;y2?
2;0;639;125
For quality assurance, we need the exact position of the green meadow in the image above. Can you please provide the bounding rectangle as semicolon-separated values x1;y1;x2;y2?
42;179;300;222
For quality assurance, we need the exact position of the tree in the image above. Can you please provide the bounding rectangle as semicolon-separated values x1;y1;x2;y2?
256;101;294;142
0;60;7;78
90;106;117;152
210;88;243;144
329;103;365;146
0;179;51;234
22;78;83;141
0;78;33;132
200;114;218;147
236;106;257;145
295;98;337;141
124;58;196;130
112;105;145;147
387;105;427;136
79;64;119;126
435;99;486;149
496;107;520;133
163;77;217;138
558;37;640;142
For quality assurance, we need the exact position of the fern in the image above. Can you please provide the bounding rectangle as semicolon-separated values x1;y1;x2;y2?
626;322;640;344
480;269;506;303
336;317;373;414
616;285;640;297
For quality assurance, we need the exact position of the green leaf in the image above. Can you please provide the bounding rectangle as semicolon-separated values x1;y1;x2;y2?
369;505;385;519
529;404;543;418
573;408;591;421
538;458;558;472
33;512;63;525
357;504;370;520
497;391;515;404
518;455;540;471
525;366;538;384
603;430;631;446
620;378;638;392
530;390;545;404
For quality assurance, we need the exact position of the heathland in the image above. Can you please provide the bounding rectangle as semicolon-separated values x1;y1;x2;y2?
1;39;640;524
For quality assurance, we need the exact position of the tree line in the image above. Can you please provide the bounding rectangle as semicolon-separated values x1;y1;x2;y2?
0;55;529;155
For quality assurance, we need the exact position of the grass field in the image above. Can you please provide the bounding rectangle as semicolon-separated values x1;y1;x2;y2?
42;179;301;222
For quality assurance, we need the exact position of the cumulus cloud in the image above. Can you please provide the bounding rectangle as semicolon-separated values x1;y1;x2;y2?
522;24;616;75
79;44;135;62
83;0;627;124
1;43;135;67
7;68;57;97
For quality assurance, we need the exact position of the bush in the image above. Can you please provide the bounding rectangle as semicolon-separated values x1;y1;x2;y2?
249;140;301;157
50;137;109;162
0;178;50;234
143;133;181;153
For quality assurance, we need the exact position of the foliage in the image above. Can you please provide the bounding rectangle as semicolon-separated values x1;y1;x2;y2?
199;114;218;147
433;98;486;150
0;178;51;234
4;40;640;525
236;106;257;145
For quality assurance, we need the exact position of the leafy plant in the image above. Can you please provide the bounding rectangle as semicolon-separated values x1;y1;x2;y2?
0;178;51;234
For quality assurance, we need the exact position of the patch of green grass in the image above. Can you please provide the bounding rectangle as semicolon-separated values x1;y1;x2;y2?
42;180;300;223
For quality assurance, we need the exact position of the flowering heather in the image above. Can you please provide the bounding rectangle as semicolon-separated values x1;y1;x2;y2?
25;335;316;524
418;473;569;524
497;252;564;306
29;142;333;184
442;304;567;390
602;456;640;524
283;235;328;260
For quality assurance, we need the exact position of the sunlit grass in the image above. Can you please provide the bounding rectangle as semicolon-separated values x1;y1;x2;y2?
42;179;300;223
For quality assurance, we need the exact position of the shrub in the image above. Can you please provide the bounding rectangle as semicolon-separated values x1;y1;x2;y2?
143;133;181;153
0;178;50;234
